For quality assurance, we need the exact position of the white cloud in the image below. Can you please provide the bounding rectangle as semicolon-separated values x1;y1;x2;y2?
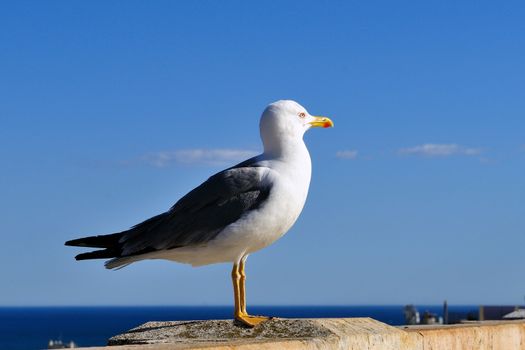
140;148;259;167
336;150;359;160
398;144;482;157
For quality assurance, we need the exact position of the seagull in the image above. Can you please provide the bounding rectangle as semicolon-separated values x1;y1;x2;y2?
65;100;334;327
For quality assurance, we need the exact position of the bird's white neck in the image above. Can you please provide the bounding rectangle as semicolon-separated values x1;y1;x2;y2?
262;136;309;162
259;122;313;202
262;138;312;199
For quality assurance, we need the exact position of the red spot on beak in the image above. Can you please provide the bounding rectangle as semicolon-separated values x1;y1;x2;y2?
323;122;332;128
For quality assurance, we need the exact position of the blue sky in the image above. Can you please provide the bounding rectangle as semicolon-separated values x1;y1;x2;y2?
1;1;524;306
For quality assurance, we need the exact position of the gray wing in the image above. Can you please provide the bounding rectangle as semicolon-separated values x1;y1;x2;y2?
118;163;271;256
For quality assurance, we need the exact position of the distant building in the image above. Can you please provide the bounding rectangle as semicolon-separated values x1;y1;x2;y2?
503;309;525;320
479;305;525;321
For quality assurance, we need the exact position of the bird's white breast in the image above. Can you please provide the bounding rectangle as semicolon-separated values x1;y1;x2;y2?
212;144;312;258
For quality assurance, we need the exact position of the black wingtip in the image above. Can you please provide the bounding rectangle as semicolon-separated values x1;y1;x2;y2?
65;238;82;247
65;233;122;248
74;248;118;260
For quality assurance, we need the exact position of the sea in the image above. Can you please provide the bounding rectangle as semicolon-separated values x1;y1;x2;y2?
0;305;478;350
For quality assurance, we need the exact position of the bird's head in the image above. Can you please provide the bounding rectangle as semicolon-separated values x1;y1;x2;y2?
260;100;333;155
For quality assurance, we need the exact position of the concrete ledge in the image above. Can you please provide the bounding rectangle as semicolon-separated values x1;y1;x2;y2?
402;320;525;350
78;318;525;350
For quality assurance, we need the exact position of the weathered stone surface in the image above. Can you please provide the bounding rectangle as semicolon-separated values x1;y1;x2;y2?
108;318;332;346
105;318;401;349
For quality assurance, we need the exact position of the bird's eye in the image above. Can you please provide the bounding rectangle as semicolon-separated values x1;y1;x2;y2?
298;112;306;118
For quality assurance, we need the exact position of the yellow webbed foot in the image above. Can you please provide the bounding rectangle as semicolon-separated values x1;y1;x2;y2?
235;313;272;328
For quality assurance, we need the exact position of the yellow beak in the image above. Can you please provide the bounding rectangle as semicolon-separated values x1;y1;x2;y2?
308;116;334;128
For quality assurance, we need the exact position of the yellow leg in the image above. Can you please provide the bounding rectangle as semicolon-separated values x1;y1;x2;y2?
231;260;271;327
239;257;247;314
231;263;242;318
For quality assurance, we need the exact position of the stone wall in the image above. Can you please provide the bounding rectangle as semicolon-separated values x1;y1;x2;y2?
78;318;525;350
